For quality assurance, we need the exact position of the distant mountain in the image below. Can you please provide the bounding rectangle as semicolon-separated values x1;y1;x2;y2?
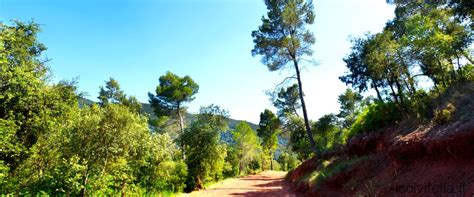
79;98;258;131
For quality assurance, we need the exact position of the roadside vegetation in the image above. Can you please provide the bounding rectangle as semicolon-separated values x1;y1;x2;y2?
1;0;472;195
283;0;474;195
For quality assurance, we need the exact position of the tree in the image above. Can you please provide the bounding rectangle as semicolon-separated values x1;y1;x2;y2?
340;37;375;99
252;0;317;153
181;105;229;191
337;88;363;128
0;21;79;179
64;104;151;195
388;0;474;25
98;78;141;113
148;71;199;159
257;109;281;170
273;84;301;119
286;115;312;160
232;122;262;175
312;114;342;154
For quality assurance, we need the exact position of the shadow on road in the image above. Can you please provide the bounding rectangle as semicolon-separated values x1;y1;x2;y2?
229;177;296;196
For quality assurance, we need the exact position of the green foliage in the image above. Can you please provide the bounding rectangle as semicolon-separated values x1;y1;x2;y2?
148;71;199;159
0;21;73;171
340;2;473;118
251;0;315;70
433;103;456;124
308;156;368;188
232;122;262;175
407;89;433;119
277;151;301;171
344;102;402;141
182;105;229;192
0;20;250;196
98;78;142;113
257;109;281;170
313;114;343;154
223;146;240;178
252;0;318;153
153;161;188;192
148;71;199;117
287;115;312;160
337;88;363;128
273;84;301;118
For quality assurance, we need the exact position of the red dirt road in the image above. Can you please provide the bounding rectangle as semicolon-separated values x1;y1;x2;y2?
182;171;296;197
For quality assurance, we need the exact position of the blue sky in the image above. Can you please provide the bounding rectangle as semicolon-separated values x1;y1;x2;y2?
1;0;394;123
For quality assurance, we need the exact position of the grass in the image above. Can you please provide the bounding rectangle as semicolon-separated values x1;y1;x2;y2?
293;156;368;189
311;156;368;187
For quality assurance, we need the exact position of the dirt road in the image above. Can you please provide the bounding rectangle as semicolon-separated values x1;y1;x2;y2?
181;171;296;197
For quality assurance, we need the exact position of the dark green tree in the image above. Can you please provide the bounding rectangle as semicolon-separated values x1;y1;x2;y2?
0;21;78;180
98;78;141;113
312;114;341;154
337;88;363;128
286;115;311;160
232;122;262;175
252;0;317;152
182;105;229;191
257;109;281;170
148;71;199;159
273;84;301;118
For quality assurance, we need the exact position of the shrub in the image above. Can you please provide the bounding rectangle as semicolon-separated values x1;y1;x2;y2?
433;103;456;124
277;152;301;171
343;102;402;142
154;161;187;192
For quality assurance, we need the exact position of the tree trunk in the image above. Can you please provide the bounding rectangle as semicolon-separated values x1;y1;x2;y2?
388;80;399;105
177;104;185;160
293;59;317;154
394;79;406;108
239;160;243;175
398;52;416;96
81;171;89;197
121;180;126;197
270;150;273;171
373;81;384;104
462;50;474;64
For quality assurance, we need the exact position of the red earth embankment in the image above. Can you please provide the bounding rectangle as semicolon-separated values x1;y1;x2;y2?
287;82;474;196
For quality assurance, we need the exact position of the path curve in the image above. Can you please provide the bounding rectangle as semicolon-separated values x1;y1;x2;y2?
181;171;296;197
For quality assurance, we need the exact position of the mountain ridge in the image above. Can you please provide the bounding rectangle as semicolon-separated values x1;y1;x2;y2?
78;98;258;131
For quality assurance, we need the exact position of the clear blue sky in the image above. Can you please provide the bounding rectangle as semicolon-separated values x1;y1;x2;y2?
1;0;394;123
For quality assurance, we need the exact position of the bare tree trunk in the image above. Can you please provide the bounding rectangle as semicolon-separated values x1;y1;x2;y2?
121;180;126;197
293;59;317;154
177;104;185;160
81;171;89;197
398;53;416;96
270;150;273;171
388;80;400;106
239;159;243;175
462;49;474;64
394;79;406;108
373;81;384;104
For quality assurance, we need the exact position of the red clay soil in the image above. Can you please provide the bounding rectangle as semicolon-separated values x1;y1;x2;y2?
183;171;296;197
287;119;474;196
287;82;474;196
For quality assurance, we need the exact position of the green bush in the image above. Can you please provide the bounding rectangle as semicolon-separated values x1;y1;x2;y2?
154;161;188;192
409;90;434;119
343;102;402;142
309;156;368;187
277;152;301;171
433;103;456;124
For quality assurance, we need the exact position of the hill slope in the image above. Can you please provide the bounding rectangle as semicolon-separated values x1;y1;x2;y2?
286;82;474;196
79;98;258;131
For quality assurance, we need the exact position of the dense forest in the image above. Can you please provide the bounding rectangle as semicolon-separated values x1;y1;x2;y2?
1;0;473;196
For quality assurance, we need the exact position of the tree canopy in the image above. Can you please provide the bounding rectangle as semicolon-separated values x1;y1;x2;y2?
252;0;317;153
